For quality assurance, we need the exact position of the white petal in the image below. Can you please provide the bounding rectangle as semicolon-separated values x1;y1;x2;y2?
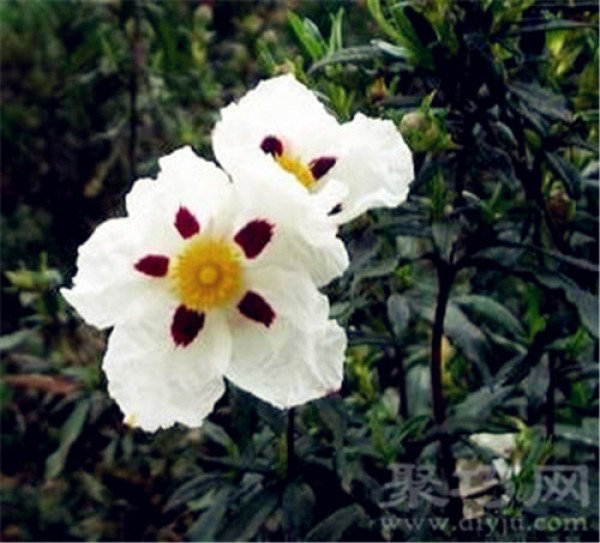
61;217;174;329
327;113;414;223
126;147;233;237
228;175;349;287
213;75;339;182
226;267;347;409
104;294;231;431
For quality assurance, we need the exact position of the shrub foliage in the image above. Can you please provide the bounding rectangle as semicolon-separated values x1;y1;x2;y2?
1;1;598;541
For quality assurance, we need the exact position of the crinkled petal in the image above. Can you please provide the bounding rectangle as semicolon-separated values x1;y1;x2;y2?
328;113;413;223
213;74;339;182
104;293;231;431
226;267;346;409
61;217;173;329
225;174;349;287
126;147;232;237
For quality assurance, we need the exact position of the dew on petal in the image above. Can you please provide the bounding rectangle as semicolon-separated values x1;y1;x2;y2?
175;206;200;239
237;291;275;327
134;255;170;277
260;135;283;156
233;219;274;259
171;305;205;347
310;156;337;180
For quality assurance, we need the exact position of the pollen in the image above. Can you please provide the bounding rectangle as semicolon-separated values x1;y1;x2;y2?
275;153;316;189
170;237;243;312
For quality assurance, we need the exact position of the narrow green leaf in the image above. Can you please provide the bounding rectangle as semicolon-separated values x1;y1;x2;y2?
283;482;315;541
387;293;411;337
187;487;231;542
309;45;382;73
453;294;525;338
45;399;90;479
306;504;368;542
544;151;582;199
288;12;326;61
217;487;279;542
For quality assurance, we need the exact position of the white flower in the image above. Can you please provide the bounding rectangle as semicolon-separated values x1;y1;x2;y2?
212;74;414;224
62;147;348;431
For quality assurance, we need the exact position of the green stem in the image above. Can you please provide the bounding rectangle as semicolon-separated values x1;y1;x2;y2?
286;408;296;481
430;261;463;522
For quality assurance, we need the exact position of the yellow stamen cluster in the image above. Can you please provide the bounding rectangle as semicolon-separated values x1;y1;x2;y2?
275;153;316;189
170;237;243;312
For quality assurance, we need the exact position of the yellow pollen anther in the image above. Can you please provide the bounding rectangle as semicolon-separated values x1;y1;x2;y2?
170;237;243;312
198;265;219;286
275;153;316;189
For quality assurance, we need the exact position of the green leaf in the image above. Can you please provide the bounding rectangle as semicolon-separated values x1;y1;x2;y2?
164;474;228;512
283;482;315;541
452;294;525;338
187;487;231;542
309;44;382;73
306;504;368;542
217;487;279;542
537;273;599;338
366;0;404;43
446;303;492;383
372;38;412;61
510;81;573;124
0;329;32;352
288;12;326;61
45;399;90;479
555;420;599;448
544;151;582;199
387;293;411;337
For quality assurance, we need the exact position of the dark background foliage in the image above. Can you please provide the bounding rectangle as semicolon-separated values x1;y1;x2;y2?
1;0;598;541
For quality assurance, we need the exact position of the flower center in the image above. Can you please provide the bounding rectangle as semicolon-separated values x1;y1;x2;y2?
274;153;316;189
170;237;243;312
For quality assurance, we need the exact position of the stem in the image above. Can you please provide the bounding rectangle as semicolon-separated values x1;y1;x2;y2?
395;349;409;419
431;261;453;427
286;408;296;480
128;0;142;180
430;260;463;522
546;353;556;439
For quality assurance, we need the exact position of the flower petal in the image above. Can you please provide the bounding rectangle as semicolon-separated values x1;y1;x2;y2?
328;113;413;223
61;217;167;329
213;74;339;183
126;147;232;239
227;176;349;287
104;293;231;431
226;267;346;409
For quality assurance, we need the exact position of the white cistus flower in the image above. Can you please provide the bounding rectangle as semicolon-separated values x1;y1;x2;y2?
212;74;414;224
62;147;348;431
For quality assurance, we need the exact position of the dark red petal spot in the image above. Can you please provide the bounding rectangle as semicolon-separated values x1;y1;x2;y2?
309;156;337;180
175;206;200;239
260;135;284;157
171;305;205;347
238;291;275;328
233;219;274;259
134;255;170;277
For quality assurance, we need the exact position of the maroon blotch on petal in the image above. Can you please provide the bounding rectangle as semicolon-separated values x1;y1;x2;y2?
260;136;284;157
134;255;170;277
175;206;200;239
171;305;205;347
309;156;337;180
234;219;274;259
237;291;275;328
